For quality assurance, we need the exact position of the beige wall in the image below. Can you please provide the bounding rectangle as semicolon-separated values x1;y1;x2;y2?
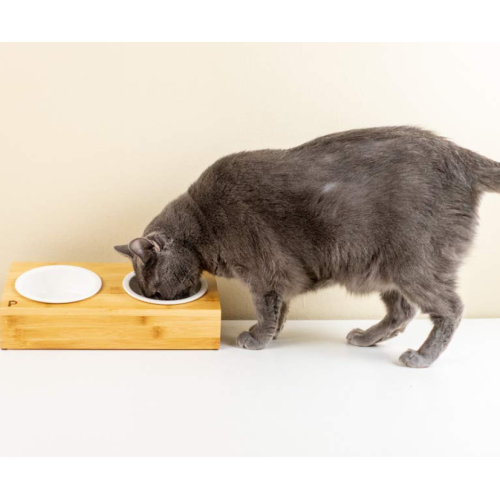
1;43;500;319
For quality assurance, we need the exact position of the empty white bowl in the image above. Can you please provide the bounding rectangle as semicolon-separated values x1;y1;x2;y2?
15;265;102;304
122;272;208;305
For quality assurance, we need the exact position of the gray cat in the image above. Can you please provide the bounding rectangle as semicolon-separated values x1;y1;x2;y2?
115;126;500;368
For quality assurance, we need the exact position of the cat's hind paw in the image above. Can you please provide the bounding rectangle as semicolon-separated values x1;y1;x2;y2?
399;349;432;368
237;331;265;350
346;328;377;347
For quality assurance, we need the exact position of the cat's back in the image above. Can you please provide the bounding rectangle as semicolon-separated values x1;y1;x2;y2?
189;126;460;207
293;125;439;149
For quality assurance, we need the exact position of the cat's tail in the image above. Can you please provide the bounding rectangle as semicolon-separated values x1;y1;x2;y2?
462;148;500;193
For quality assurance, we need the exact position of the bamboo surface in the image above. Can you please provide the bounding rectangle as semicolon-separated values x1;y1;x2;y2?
0;262;221;349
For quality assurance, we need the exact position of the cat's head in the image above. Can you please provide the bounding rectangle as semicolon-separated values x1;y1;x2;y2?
114;235;202;300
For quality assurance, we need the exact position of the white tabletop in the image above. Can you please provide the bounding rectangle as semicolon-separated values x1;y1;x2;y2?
0;319;498;456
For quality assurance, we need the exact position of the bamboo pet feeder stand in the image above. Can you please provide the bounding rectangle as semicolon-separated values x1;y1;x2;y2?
0;262;221;350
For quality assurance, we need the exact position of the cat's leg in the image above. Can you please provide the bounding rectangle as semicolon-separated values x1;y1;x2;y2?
249;300;289;340
399;288;463;368
237;291;282;350
347;290;418;347
273;300;290;340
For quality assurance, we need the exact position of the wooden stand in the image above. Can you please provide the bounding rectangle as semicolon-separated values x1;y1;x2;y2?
0;262;221;350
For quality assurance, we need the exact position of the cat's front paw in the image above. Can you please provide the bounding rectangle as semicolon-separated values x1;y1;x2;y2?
399;349;432;368
346;328;376;347
237;331;265;350
251;323;281;340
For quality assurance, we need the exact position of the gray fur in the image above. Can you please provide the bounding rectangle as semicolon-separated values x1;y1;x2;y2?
115;126;500;368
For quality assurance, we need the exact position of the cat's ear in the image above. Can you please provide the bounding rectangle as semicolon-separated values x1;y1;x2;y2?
114;244;134;259
129;237;159;263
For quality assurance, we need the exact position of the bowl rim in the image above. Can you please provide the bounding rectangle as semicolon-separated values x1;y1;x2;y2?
122;272;208;305
14;264;103;304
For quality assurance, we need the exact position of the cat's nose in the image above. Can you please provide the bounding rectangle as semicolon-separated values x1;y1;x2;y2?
152;292;162;300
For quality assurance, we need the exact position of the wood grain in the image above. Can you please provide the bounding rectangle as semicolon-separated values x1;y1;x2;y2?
0;262;221;349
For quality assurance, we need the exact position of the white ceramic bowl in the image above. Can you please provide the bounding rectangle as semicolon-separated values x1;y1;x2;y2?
122;272;208;305
15;265;102;304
